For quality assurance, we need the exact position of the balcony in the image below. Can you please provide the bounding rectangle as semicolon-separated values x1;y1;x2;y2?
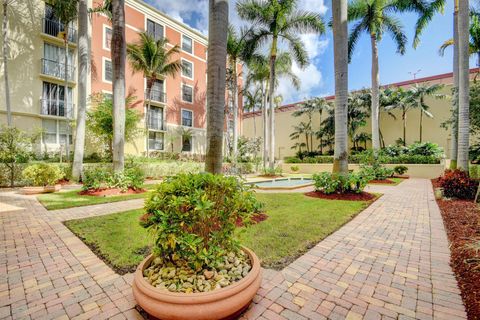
40;99;74;118
41;58;75;82
146;88;166;104
42;18;77;43
148;118;166;131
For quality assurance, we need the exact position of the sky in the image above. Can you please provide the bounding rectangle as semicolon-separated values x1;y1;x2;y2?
145;0;465;104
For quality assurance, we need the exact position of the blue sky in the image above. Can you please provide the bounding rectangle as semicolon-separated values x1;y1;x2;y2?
146;0;463;104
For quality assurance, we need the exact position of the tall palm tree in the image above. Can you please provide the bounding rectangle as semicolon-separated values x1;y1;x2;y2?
50;0;78;161
384;87;412;146
205;0;228;174
111;0;126;172
2;0;12;126
457;0;470;170
408;83;445;142
237;0;325;169
127;33;181;157
242;85;262;138
348;0;443;152
72;0;88;181
332;0;348;173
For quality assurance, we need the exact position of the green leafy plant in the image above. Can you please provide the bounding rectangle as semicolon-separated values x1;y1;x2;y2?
82;167;109;191
22;163;63;187
290;165;300;173
141;173;263;270
313;172;368;194
393;165;408;176
262;166;283;177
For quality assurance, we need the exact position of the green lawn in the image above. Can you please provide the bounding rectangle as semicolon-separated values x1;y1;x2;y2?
65;193;376;273
38;184;157;210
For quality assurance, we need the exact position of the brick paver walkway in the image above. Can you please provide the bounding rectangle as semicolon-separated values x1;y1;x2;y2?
0;179;467;319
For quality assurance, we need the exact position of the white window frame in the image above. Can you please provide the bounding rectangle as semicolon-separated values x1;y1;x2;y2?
181;58;194;80
148;131;165;151
181;34;194;55
144;18;165;41
181;108;194;128
103;24;112;51
42;119;72;145
181;84;194;104
102;57;112;84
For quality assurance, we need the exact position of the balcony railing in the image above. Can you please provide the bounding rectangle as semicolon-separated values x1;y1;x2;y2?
42;18;77;43
41;58;75;82
146;88;166;103
40;99;74;118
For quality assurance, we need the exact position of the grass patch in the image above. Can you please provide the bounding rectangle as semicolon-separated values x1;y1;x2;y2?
38;184;157;210
65;193;375;273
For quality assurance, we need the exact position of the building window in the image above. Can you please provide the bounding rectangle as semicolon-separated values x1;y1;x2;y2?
149;79;165;102
41;82;73;117
182;35;193;54
182;135;192;152
148;106;164;131
43;4;76;42
182;109;193;127
181;59;193;79
104;26;112;50
43;43;74;80
149;131;164;150
59;121;73;145
103;58;112;83
42;119;72;145
182;84;193;103
147;19;163;41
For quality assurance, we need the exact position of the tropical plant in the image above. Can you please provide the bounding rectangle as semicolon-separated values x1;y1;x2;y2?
127;32;181;157
72;0;89;181
383;87;412;146
0;127;35;187
348;0;444;151
290;121;315;153
242;84;262;139
393;165;408;175
439;169;478;199
205;0;228;174
237;0;325;169
470;81;480;135
22;163;63;187
86;93;141;157
313;172;368;194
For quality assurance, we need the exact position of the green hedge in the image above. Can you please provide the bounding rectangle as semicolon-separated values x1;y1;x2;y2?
285;154;441;165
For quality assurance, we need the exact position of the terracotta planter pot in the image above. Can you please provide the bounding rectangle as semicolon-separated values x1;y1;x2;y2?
21;184;61;195
133;247;262;320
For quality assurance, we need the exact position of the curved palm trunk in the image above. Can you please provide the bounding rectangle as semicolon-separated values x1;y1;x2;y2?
262;80;269;168
2;0;11;127
145;80;153;158
111;0;126;173
370;35;381;152
64;33;70;162
231;60;238;163
451;0;459;168
72;0;88;181
419;109;423;142
205;0;228;174
402;108;407;146
457;0;470;171
268;36;278;170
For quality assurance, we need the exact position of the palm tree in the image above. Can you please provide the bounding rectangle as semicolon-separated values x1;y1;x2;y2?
111;0;126;172
242;85;262;138
407;83;445;142
205;0;228;174
332;0;349;173
384;87;412;146
72;0;88;181
127;33;181;157
290;121;314;153
2;0;12;126
237;0;325;169
50;0;78;161
457;0;470;170
348;0;443;152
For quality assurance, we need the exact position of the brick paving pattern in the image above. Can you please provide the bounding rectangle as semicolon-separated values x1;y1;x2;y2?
0;179;467;319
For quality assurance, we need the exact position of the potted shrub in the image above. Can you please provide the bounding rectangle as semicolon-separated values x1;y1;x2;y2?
132;173;263;320
21;163;63;194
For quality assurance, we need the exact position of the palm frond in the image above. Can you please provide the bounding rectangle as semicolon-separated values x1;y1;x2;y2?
438;38;454;56
383;14;407;55
281;33;309;68
283;10;326;35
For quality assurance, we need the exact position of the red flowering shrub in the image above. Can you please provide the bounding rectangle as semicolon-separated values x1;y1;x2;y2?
438;170;478;200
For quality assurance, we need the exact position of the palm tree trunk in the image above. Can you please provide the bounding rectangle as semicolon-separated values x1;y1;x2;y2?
370;35;381;152
268;36;277;170
72;0;88;181
111;0;126;173
2;0;12;127
262;80;269;168
419;110;423;142
457;0;470;171
205;0;228;174
451;0;459;169
332;0;348;173
402;109;407;146
145;81;153;158
231;60;238;163
64;34;70;162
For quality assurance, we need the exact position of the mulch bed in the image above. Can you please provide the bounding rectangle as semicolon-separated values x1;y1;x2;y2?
78;187;146;197
305;191;376;201
368;179;395;184
436;196;480;320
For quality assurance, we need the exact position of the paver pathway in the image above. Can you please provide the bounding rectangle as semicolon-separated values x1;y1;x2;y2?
0;179;467;320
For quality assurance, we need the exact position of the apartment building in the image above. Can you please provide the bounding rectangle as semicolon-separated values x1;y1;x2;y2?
0;0;242;156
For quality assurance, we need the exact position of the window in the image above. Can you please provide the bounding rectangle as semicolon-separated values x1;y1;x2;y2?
149;131;164;150
43;43;74;80
149;79;165;102
148;106;164;131
41;82;73;117
147;19;164;41
182;109;193;127
42;119;72;144
182;35;193;54
59;121;73;145
182;135;192;152
181;59;193;79
103;58;112;83
182;84;193;103
104;26;112;50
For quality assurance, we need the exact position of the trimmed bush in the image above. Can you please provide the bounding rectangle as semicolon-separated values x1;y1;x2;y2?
313;172;368;194
22;163;63;187
438;170;478;200
394;165;408;176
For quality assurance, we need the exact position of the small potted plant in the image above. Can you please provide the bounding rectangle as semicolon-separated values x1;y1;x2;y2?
133;173;263;320
21;163;63;194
